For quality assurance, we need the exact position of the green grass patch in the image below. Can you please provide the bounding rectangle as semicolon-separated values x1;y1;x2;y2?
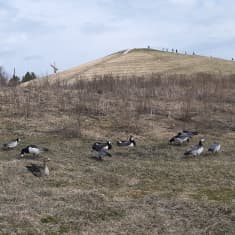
40;215;58;224
194;188;235;203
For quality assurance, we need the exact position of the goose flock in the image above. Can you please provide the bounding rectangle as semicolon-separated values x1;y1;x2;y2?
0;131;221;177
0;138;50;177
92;132;221;160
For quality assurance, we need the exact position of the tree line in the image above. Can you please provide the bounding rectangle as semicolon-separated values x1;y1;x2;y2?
0;66;37;86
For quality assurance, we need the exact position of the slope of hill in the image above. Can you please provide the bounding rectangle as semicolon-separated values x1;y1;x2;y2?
27;48;235;85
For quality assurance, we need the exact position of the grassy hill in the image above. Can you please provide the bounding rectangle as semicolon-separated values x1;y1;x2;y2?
26;48;235;85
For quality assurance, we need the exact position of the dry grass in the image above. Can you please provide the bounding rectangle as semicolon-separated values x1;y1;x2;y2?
0;72;235;234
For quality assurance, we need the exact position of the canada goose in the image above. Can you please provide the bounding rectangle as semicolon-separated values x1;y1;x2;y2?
2;138;21;150
117;135;136;147
208;143;221;154
26;158;50;177
184;139;205;156
20;145;49;157
92;141;112;160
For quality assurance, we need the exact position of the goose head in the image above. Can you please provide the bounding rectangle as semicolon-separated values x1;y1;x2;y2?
199;139;205;146
20;147;27;157
43;157;51;164
107;141;112;149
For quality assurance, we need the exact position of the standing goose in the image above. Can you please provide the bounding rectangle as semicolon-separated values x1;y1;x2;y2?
2;138;21;150
117;135;136;147
92;141;112;160
20;145;49;157
26;158;50;177
184;139;205;156
208;143;221;154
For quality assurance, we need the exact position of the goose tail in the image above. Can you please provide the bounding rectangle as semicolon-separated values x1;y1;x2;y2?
40;147;49;152
117;141;122;146
184;150;191;156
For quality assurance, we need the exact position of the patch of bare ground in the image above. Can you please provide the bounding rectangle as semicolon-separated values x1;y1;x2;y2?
0;72;234;234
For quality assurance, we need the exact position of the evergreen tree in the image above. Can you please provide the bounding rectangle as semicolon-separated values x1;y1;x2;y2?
21;72;37;83
0;66;8;86
8;75;20;86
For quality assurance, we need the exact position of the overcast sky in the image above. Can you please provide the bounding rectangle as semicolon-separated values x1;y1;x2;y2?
1;0;235;77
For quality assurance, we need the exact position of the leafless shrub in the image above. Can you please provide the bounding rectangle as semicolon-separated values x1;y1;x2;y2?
1;72;235;133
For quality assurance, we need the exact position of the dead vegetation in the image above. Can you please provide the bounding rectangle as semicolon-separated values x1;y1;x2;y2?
0;72;235;234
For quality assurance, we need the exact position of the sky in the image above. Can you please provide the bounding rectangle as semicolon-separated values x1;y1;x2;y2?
0;0;235;77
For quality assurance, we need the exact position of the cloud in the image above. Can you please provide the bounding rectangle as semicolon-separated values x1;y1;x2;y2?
168;0;197;6
0;0;235;76
81;22;118;35
24;55;43;61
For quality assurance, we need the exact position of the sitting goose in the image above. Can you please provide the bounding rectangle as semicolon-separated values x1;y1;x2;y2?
169;130;199;145
208;143;221;154
182;130;199;138
92;141;112;160
184;139;205;156
92;141;112;151
2;138;21;150
20;145;49;157
117;135;136;147
26;158;50;177
169;132;190;145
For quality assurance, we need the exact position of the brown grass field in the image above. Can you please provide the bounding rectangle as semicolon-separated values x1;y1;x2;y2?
1;50;235;234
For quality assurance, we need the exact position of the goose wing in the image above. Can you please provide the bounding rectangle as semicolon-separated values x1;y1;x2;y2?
208;143;220;152
26;164;42;177
184;144;199;155
117;140;130;146
92;142;107;151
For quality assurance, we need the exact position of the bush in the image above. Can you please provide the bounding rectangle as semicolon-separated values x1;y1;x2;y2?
21;72;37;83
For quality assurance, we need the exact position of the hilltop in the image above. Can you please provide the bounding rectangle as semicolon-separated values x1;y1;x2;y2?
25;48;235;85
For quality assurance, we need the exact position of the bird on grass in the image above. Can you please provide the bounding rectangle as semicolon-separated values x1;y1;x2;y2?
26;158;50;177
92;141;112;160
184;139;205;156
182;130;199;138
169;130;198;145
208;143;221;154
1;138;21;150
117;135;136;147
20;145;49;157
169;132;190;145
